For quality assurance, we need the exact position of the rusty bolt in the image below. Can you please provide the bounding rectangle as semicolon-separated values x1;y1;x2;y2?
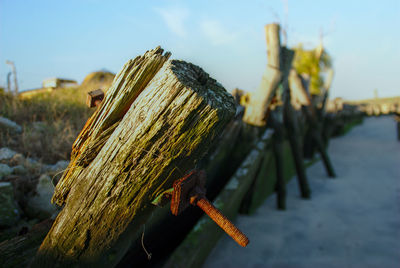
171;170;249;247
86;89;104;108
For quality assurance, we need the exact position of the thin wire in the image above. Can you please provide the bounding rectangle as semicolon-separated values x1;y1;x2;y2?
141;225;152;260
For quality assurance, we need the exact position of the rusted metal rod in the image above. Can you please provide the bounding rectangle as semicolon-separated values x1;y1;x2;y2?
170;170;249;247
192;197;249;247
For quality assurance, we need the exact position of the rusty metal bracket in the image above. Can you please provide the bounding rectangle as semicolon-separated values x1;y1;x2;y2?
170;169;249;247
171;170;206;215
87;89;104;108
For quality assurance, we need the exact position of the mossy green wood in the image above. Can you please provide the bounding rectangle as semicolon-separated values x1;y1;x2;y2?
33;59;235;267
52;47;171;207
117;118;242;267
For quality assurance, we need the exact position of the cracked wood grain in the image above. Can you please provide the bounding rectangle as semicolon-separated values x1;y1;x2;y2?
33;50;235;267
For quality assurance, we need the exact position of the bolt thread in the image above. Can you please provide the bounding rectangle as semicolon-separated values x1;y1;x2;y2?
196;198;249;247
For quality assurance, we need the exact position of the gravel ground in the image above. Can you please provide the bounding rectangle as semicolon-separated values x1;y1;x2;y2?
204;116;400;268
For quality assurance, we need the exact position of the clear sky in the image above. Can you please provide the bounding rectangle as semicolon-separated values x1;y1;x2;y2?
0;0;399;100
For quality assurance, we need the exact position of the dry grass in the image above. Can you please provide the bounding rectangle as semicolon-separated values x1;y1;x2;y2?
0;87;93;163
1;71;115;164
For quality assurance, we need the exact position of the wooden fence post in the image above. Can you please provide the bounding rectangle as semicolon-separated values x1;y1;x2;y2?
242;23;282;127
290;69;336;178
283;53;311;199
241;24;304;210
32;48;236;267
52;47;172;207
269;47;295;210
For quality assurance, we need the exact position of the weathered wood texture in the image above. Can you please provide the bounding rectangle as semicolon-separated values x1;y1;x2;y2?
117;118;242;268
33;49;236;267
242;23;282;127
53;47;171;207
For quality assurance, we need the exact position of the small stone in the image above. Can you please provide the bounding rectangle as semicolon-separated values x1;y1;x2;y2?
47;160;69;173
25;157;41;174
0;182;20;227
26;174;58;220
0;147;17;163
12;175;36;208
54;160;69;171
9;153;25;166
32;121;47;132
41;164;52;173
0;116;22;133
12;165;27;175
26;157;39;166
0;163;13;180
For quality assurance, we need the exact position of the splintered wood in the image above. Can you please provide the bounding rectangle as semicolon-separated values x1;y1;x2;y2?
52;47;171;206
34;47;235;267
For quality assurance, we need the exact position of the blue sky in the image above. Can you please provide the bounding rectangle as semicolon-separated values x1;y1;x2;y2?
0;0;399;100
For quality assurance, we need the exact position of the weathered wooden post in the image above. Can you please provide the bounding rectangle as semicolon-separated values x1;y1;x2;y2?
242;24;307;209
271;46;312;207
289;71;315;158
32;47;236;267
270;113;286;210
289;69;312;110
283;68;311;199
289;69;336;177
242;23;288;210
283;100;311;198
320;68;335;144
270;47;295;210
242;23;282;127
320;68;334;112
243;22;310;209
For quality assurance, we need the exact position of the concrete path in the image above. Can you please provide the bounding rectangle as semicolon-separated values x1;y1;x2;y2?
204;116;400;268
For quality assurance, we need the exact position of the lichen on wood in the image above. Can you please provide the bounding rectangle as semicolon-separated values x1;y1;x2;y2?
33;49;236;267
52;46;171;207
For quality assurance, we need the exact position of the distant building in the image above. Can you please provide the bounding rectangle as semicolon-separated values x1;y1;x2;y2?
42;78;78;89
19;78;78;99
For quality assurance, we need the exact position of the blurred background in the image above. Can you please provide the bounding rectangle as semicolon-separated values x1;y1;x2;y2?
0;1;399;267
0;0;399;100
